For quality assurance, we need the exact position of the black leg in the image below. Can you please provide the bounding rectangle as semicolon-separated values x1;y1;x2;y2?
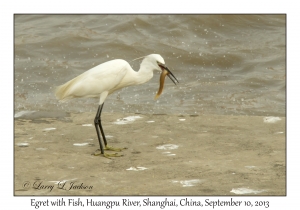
93;103;126;157
97;103;108;147
94;104;105;154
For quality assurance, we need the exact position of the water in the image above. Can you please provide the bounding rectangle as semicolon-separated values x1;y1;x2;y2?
14;15;285;116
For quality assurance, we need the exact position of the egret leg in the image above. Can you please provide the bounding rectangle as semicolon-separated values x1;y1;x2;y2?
93;103;126;158
97;103;107;146
94;104;105;154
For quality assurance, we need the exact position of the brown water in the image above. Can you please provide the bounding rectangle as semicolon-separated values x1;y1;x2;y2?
14;15;286;116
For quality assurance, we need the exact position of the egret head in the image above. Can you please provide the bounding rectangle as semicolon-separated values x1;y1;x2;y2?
136;54;164;71
141;54;178;83
148;54;166;68
133;54;179;95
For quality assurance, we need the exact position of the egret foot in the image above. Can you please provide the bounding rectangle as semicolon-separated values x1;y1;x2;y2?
105;145;127;152
103;153;124;158
92;150;124;159
92;147;125;158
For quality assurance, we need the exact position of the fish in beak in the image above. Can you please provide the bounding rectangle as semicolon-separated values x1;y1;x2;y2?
155;63;179;100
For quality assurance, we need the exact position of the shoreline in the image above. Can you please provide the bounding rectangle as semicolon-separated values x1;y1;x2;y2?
14;112;286;195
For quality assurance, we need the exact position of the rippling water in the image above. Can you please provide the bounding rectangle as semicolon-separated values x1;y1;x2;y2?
14;15;285;116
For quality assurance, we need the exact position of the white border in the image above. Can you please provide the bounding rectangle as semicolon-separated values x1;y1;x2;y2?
4;1;297;209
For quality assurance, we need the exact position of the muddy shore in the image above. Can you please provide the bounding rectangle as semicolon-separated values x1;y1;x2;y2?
14;112;285;195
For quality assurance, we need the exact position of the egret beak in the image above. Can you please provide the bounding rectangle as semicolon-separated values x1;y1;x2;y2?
155;63;179;100
158;63;179;85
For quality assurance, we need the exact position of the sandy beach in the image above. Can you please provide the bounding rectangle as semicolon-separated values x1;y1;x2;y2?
14;111;285;196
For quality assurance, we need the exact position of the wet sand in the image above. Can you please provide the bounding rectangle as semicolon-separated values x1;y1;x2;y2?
14;112;285;195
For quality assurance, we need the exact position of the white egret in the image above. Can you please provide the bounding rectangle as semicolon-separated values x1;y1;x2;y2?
55;54;179;158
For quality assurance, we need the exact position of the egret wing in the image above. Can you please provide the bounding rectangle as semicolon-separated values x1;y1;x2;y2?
56;59;129;100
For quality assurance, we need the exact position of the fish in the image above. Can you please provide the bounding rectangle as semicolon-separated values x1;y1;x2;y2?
155;69;169;100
